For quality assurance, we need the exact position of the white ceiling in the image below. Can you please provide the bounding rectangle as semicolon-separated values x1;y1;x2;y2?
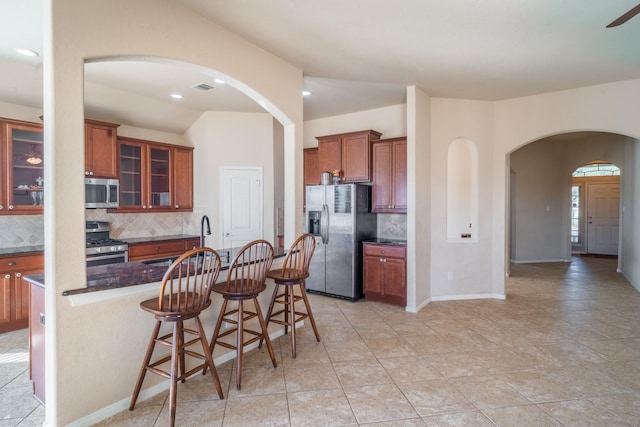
1;0;640;134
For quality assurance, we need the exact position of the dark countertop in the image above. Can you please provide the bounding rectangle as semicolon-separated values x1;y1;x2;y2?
24;246;287;295
124;234;199;244
0;235;200;256
0;245;45;256
362;238;407;246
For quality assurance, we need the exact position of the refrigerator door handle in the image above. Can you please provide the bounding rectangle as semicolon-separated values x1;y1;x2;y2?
321;203;329;244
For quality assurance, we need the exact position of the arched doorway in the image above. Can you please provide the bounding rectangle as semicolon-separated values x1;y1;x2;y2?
509;131;626;265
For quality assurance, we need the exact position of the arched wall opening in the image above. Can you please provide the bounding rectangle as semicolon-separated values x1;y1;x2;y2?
82;56;290;250
508;131;629;269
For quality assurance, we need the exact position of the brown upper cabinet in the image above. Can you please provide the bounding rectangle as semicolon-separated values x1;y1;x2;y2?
372;137;407;213
316;130;382;183
303;148;320;186
0;118;44;215
116;136;194;213
84;119;119;179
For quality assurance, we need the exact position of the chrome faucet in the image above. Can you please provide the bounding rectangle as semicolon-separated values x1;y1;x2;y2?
200;215;211;247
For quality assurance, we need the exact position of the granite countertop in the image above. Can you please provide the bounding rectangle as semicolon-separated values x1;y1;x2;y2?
362;238;407;246
24;246;287;295
0;235;200;256
0;245;45;256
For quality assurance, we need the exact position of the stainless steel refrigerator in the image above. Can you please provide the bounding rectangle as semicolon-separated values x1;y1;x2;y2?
304;184;377;301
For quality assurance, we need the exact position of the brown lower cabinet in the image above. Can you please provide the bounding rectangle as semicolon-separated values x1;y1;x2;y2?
0;253;44;333
30;282;45;404
362;243;406;306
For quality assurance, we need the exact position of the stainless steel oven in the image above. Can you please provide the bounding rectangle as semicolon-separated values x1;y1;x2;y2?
86;246;128;267
86;221;129;267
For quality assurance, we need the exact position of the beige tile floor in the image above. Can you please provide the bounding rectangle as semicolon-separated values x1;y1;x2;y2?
2;256;640;426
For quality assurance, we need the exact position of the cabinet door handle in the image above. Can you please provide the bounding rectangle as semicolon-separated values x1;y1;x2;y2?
7;261;16;266
8;205;14;210
175;205;179;209
4;274;10;279
0;205;3;210
16;272;22;277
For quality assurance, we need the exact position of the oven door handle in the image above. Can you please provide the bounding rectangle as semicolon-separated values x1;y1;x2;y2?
85;253;127;262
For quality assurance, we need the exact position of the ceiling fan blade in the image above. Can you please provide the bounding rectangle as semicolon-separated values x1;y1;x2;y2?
606;3;640;28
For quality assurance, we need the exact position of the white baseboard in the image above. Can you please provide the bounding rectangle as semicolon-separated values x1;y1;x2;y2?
511;258;571;264
407;293;505;313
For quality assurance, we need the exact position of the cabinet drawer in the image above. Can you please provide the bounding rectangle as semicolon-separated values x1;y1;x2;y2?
0;254;44;272
363;244;405;258
129;241;186;260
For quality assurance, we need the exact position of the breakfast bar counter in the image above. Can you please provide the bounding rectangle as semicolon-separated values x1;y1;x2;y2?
23;246;287;296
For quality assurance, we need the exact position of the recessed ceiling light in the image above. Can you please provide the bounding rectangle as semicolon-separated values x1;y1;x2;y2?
214;78;226;84
15;48;39;57
302;91;311;96
170;93;183;99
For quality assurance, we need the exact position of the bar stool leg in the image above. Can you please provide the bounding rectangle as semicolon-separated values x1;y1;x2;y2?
194;316;223;399
288;285;297;357
283;286;290;335
235;300;244;389
300;283;321;342
254;297;278;367
169;321;181;427
130;320;161;410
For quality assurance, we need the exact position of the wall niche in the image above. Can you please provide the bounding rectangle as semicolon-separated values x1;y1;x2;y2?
447;138;478;242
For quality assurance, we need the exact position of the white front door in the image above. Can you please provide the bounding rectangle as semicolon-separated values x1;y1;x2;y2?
220;167;263;249
586;183;619;255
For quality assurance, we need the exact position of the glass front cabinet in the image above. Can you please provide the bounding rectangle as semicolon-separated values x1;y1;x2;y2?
117;136;193;212
1;119;44;215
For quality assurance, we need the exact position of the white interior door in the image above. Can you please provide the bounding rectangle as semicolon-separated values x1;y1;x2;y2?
220;167;263;249
586;183;619;255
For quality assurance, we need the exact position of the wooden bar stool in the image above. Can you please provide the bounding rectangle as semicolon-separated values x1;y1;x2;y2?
129;247;224;427
207;240;277;389
260;233;321;358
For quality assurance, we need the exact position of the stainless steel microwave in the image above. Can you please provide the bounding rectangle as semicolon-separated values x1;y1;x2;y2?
85;178;119;209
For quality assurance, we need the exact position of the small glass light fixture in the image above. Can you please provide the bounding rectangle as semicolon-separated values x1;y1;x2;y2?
170;93;183;99
24;144;43;165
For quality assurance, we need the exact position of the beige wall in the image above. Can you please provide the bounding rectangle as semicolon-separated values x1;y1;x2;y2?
494;79;640;294
186;111;276;248
44;0;302;424
303;104;407;148
34;0;640;423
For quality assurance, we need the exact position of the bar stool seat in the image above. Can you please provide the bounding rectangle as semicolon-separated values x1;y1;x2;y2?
261;234;320;358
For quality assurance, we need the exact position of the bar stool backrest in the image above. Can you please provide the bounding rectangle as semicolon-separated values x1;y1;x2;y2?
283;233;316;275
225;240;274;293
158;247;222;313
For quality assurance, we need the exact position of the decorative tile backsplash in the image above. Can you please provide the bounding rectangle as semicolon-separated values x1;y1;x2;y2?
0;210;407;249
0;210;205;249
86;210;204;239
0;215;45;248
377;213;407;239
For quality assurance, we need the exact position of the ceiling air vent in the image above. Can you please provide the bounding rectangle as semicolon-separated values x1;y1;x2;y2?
191;82;215;92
